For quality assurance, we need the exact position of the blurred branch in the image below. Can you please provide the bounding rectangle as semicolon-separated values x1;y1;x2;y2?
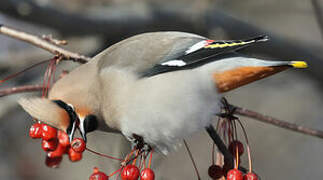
311;0;323;40
0;25;90;63
235;106;323;139
0;84;42;97
183;140;201;180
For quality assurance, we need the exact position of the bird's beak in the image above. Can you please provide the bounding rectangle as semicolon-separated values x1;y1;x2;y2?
213;61;307;93
79;117;87;143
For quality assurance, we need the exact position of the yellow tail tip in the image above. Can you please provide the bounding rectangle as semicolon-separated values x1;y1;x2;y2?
290;61;308;68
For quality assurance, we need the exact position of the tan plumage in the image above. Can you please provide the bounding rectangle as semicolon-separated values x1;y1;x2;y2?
19;97;69;131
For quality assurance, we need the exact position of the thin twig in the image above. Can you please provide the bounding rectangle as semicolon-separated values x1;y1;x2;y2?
0;84;43;97
183;139;201;180
0;25;90;63
234;106;323;139
85;147;123;162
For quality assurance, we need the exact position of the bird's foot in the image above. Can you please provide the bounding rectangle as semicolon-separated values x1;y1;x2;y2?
131;133;152;152
217;97;238;120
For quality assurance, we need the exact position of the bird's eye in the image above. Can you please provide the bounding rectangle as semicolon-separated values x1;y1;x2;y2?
83;114;98;133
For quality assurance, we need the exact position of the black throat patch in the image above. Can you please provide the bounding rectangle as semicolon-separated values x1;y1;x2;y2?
52;100;78;135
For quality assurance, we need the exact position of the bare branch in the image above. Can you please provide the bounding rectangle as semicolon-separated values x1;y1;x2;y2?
0;84;42;97
0;25;90;63
41;34;68;46
234;106;323;139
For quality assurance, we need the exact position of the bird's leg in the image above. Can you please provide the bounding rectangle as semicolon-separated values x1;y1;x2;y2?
205;125;234;168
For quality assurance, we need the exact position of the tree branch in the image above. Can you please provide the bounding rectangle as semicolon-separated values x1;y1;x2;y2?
0;84;42;97
0;25;90;63
234;106;323;139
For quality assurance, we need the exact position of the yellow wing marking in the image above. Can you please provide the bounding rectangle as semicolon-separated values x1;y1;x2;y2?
205;41;252;49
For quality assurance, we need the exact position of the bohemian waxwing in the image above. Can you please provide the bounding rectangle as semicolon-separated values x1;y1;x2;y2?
19;32;307;154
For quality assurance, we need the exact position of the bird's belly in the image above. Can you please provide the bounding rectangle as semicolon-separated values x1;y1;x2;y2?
120;71;221;153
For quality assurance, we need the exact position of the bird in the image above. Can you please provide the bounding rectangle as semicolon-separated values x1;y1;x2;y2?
18;31;307;154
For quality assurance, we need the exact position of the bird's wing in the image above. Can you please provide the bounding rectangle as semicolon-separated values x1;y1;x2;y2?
93;32;268;77
141;35;269;77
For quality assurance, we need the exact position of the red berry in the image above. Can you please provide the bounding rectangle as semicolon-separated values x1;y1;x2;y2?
41;124;57;140
45;156;62;168
227;169;243;180
68;147;82;162
41;139;58;151
29;123;42;139
47;143;67;158
58;130;70;146
71;138;86;153
229;141;244;156
243;172;259;180
121;165;140;180
89;167;109;180
140;168;155;180
208;165;223;179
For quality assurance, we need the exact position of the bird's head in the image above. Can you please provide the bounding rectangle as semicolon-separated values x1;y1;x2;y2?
212;57;308;93
19;97;98;143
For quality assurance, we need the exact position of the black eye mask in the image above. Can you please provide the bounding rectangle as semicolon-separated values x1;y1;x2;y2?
84;114;98;133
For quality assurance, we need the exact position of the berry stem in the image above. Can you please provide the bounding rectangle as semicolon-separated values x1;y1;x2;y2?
183;139;201;180
125;150;144;165
148;149;153;169
235;145;239;169
85;147;123;161
236;120;253;172
108;166;123;177
132;150;140;165
0;59;51;85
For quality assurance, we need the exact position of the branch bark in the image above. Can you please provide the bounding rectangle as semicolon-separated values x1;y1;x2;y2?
0;25;90;63
0;84;42;97
235;106;323;139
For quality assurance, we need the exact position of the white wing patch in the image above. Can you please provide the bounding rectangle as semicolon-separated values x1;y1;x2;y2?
185;40;208;54
161;60;186;67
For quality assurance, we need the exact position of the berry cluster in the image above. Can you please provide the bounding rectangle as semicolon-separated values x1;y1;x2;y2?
120;165;154;180
88;164;155;180
30;121;156;179
208;140;259;180
29;122;86;167
88;146;155;180
207;99;260;180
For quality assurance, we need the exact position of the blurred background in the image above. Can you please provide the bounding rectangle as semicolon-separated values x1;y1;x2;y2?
0;0;323;179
